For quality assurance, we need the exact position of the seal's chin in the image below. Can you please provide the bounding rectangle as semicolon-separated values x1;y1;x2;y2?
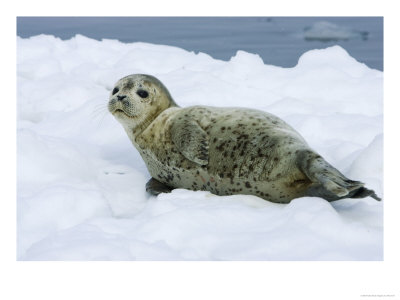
112;108;136;118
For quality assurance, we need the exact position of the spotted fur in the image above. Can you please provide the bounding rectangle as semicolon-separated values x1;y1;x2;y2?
109;74;381;203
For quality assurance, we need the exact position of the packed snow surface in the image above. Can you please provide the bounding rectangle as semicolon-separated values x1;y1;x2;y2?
17;35;383;260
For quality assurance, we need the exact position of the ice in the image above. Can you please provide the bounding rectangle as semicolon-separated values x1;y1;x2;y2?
303;21;369;42
17;35;383;260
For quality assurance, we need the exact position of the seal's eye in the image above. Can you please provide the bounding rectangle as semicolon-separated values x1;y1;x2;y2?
112;87;119;95
137;90;149;98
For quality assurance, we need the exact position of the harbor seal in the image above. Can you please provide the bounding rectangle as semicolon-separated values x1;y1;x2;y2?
108;74;381;203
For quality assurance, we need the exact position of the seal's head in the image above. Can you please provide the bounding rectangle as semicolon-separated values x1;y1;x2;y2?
108;74;177;132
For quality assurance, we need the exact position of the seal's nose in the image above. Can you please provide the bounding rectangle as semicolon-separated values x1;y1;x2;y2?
117;95;127;101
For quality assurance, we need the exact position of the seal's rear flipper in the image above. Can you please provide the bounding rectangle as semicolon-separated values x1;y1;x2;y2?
307;182;381;202
146;178;173;196
297;150;381;202
347;186;381;201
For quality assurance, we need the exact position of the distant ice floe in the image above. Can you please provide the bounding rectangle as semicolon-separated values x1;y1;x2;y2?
303;21;369;42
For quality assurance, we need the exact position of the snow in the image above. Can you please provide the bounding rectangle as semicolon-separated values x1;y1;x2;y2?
17;34;383;260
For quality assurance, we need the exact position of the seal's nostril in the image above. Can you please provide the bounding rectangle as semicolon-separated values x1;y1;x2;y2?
117;95;127;101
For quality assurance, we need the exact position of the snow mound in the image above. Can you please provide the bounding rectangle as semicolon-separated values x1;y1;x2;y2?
17;35;383;260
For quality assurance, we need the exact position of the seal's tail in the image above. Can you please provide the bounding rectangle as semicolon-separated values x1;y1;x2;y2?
296;150;381;202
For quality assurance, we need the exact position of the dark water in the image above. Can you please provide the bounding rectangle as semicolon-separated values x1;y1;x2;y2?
17;17;383;70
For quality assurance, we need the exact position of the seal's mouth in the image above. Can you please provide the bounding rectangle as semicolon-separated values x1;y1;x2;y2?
112;108;136;118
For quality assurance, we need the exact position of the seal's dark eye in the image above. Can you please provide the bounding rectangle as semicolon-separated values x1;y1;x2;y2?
112;87;119;95
137;90;149;98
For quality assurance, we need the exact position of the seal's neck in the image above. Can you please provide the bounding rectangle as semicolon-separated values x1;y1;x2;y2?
123;102;179;144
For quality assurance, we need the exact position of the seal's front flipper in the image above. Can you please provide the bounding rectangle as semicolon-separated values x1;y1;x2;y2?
170;118;209;166
146;178;173;196
297;150;381;201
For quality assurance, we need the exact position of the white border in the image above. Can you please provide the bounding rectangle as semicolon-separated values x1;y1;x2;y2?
3;1;399;300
